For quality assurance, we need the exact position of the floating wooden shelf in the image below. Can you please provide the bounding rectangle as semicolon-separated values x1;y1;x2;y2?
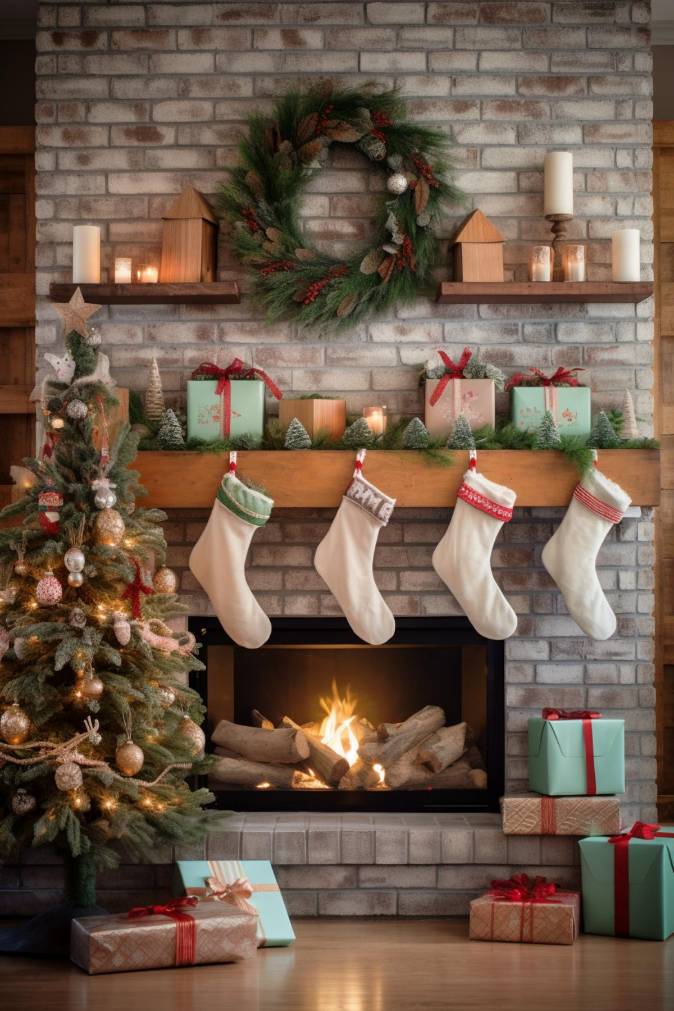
436;281;653;304
48;282;240;305
134;449;660;510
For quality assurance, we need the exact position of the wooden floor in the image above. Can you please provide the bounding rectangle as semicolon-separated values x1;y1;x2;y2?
1;918;673;1011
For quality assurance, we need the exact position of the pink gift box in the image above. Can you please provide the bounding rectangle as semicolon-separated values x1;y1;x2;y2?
424;378;495;440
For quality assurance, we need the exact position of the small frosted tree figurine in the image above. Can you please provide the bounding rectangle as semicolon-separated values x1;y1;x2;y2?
284;417;311;449
343;417;374;449
402;417;430;450
534;410;562;449
621;390;639;440
156;408;185;449
145;358;165;425
447;414;475;450
590;410;619;449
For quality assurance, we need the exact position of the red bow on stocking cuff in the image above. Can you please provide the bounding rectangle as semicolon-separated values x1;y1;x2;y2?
504;366;584;392
127;896;198;966
121;559;153;619
428;348;472;406
542;708;601;795
192;360;282;438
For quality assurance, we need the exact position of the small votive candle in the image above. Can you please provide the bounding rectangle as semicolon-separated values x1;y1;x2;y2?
72;224;101;284
363;405;387;437
612;229;640;282
562;244;585;282
529;246;552;282
114;257;132;284
136;264;159;283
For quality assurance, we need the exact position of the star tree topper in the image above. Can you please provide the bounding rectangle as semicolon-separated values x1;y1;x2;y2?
53;287;101;338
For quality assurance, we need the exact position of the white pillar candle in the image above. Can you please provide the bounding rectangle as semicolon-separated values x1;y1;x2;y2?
611;229;640;282
363;406;387;437
543;151;574;217
72;225;101;284
529;246;552;282
114;257;132;284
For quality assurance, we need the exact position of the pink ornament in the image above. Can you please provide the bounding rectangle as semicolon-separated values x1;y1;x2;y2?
36;572;63;606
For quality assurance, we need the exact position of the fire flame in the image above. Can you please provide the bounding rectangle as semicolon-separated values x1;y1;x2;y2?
373;763;386;787
317;680;365;767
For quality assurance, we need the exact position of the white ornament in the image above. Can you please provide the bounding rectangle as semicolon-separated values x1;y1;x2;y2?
113;612;131;646
387;172;409;195
44;351;76;384
64;546;85;573
92;476;118;511
66;399;88;421
72;350;116;390
55;761;83;792
68;571;84;588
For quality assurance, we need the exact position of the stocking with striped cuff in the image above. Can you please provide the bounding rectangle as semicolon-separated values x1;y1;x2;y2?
432;462;517;640
189;455;273;649
542;468;631;640
314;450;396;645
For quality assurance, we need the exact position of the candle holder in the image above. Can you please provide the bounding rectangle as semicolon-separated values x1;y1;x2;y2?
529;245;552;283
545;213;573;281
114;257;133;285
136;264;159;284
562;244;585;283
363;405;387;437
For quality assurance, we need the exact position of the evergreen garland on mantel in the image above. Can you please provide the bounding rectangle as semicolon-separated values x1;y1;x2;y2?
218;81;463;333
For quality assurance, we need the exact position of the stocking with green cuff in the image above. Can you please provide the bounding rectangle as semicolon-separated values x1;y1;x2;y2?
189;466;273;649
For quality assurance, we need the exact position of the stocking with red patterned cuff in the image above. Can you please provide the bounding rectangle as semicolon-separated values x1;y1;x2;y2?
432;465;517;640
542;468;631;640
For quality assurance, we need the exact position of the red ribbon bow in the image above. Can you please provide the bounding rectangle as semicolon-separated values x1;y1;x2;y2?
428;348;472;406
542;708;601;796
121;559;153;620
608;822;674;937
504;366;584;392
192;359;282;438
127;896;198;966
489;873;559;904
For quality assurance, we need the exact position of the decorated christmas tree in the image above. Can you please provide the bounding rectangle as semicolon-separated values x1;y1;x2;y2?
589;410;619;449
447;415;475;450
0;291;212;948
402;417;430;449
284;417;311;449
534;410;562;449
343;417;375;449
156;408;185;449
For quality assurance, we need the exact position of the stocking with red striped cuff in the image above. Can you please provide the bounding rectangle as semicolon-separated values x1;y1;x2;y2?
542;468;631;640
432;465;517;640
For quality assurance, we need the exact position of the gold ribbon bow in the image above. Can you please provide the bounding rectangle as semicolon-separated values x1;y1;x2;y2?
206;875;259;917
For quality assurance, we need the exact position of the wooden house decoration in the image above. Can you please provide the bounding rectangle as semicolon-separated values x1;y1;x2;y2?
451;209;504;282
159;185;218;283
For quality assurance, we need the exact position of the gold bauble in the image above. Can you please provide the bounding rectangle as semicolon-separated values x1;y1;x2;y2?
55;761;83;792
94;508;125;546
0;704;31;745
154;683;176;708
179;716;205;758
80;675;104;700
153;566;178;595
12;788;36;815
116;740;144;776
14;560;28;576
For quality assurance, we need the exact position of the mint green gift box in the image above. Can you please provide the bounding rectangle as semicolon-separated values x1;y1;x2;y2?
511;386;591;437
175;859;295;947
580;827;674;940
528;717;624;796
187;379;265;442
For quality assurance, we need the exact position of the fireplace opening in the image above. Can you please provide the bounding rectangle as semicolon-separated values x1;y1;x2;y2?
189;617;504;812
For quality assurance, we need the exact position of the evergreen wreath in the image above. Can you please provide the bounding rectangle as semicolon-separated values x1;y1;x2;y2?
218;81;463;333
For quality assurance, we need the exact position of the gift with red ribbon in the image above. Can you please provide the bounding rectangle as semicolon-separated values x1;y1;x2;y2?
70;895;258;974
502;794;621;837
580;822;674;940
528;711;624;797
504;366;585;391
187;359;281;441
507;366;590;437
424;347;496;439
469;873;580;945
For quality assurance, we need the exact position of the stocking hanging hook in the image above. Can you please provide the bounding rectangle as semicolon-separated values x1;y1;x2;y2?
353;447;367;477
229;450;237;473
469;449;478;471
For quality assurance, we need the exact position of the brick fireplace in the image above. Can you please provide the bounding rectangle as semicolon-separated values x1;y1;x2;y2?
7;0;656;916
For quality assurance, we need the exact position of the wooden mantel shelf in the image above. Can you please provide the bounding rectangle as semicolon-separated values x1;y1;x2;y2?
48;282;240;305
135;449;660;509
436;281;653;304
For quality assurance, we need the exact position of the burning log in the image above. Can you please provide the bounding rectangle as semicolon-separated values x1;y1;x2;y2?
211;755;302;790
418;722;468;774
338;759;383;791
251;708;274;731
390;754;486;790
376;705;443;742
360;705;445;768
211;719;310;764
280;715;349;787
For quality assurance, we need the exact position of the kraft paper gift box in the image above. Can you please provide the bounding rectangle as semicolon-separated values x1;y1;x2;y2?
469;880;580;945
187;378;265;442
502;795;621;836
71;899;258;974
510;386;591;437
278;397;346;441
424;378;495;439
579;823;674;940
176;859;295;947
528;712;624;797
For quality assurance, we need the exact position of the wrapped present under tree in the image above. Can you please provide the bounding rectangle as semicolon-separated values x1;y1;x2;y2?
469;874;580;945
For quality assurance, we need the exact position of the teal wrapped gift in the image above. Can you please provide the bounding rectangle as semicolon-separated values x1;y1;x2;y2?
528;709;624;796
506;367;590;437
580;822;674;940
175;859;295;947
187;360;281;442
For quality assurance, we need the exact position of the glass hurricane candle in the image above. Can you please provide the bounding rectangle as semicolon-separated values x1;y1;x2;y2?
136;264;159;283
529;246;552;283
114;257;132;284
363;405;387;437
562;244;585;282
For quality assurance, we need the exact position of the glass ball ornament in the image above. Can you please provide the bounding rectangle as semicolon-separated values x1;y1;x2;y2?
387;172;409;195
55;761;83;792
12;788;36;816
69;607;87;629
36;572;63;606
179;716;206;758
115;740;144;777
80;675;104;700
94;508;125;546
94;489;117;510
113;612;131;646
0;704;31;745
64;546;85;573
66;399;88;421
156;684;176;709
153;566;177;595
67;571;85;588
